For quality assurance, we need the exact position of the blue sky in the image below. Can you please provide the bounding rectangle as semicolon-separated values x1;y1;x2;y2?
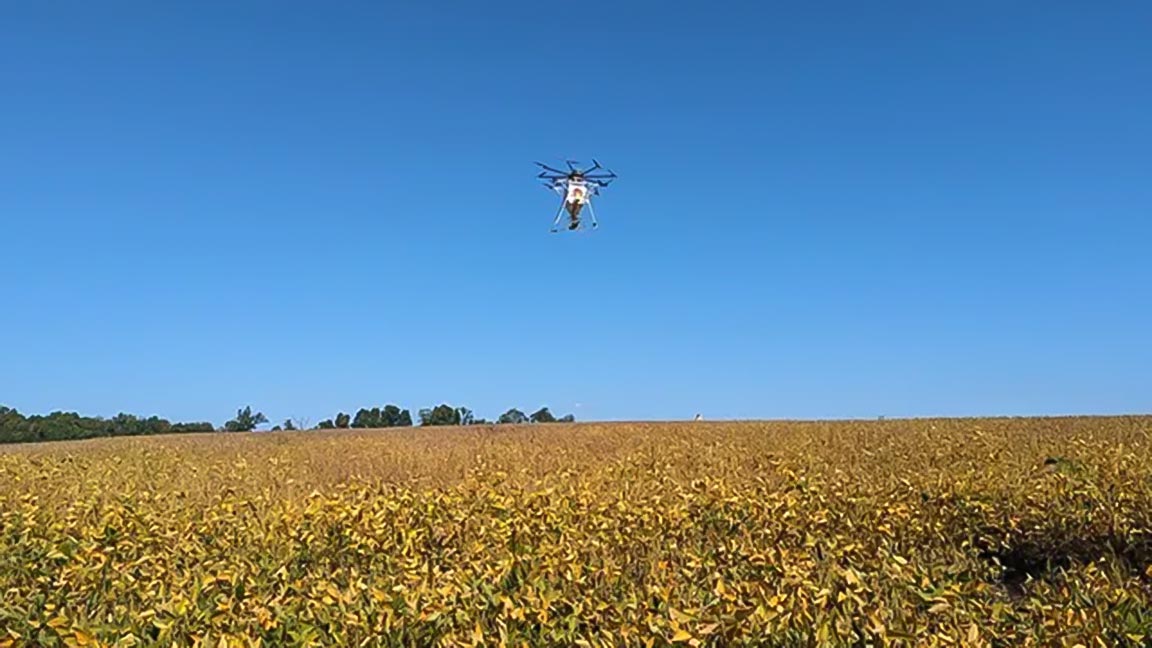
2;1;1149;425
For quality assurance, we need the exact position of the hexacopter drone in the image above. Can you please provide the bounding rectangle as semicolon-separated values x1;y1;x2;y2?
536;159;617;232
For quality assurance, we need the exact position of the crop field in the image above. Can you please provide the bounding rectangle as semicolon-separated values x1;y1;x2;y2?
1;417;1150;647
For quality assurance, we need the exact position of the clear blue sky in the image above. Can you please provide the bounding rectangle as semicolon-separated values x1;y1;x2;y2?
2;1;1149;425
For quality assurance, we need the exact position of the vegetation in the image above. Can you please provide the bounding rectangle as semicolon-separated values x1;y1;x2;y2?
528;407;575;424
223;407;268;433
419;404;463;427
0;406;212;445
0;402;573;446
351;406;412;429
0;416;1148;645
498;408;529;424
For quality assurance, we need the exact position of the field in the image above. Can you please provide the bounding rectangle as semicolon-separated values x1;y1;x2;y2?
1;417;1150;647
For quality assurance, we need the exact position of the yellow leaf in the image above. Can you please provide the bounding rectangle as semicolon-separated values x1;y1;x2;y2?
672;630;692;643
47;616;70;629
967;624;979;644
928;602;950;614
843;569;860;586
472;622;483;644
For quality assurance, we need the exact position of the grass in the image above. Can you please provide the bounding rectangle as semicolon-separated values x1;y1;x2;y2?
1;416;1150;646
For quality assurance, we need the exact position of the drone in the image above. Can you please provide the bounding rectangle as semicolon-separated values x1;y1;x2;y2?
536;159;617;232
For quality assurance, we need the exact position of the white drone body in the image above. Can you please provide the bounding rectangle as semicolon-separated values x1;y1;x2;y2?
565;178;590;206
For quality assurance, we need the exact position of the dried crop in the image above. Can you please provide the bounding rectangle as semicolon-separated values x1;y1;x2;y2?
1;417;1150;646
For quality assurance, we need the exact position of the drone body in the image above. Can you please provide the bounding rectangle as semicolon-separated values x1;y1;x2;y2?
536;160;617;232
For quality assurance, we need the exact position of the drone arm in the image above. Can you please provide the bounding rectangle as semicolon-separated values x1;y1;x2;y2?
535;162;569;175
583;172;617;182
578;159;602;174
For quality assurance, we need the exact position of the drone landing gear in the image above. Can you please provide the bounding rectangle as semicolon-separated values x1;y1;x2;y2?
550;199;568;233
549;202;599;233
585;199;600;229
551;219;596;233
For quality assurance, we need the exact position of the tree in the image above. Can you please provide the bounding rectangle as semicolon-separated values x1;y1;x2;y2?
224;406;268;432
419;404;459;426
0;404;207;444
529;407;556;424
111;413;146;436
455;407;474;426
382;404;412;427
497;408;528;425
335;412;351;429
0;406;32;444
282;419;297;431
348;405;413;428
559;414;575;423
317;419;336;430
352;408;380;429
170;422;214;433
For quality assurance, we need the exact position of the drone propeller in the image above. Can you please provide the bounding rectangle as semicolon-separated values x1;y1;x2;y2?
536;159;616;189
535;161;569;175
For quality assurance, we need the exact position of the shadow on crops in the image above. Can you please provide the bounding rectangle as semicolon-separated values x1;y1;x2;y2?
951;456;1152;596
976;530;1151;596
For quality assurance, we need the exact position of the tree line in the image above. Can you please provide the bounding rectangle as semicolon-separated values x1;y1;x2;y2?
0;402;575;445
305;404;573;430
0;406;214;445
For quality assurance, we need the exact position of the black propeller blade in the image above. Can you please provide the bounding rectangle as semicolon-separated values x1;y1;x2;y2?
536;160;616;186
535;161;569;175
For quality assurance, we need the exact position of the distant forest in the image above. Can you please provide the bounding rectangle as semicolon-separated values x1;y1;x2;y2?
0;403;575;445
